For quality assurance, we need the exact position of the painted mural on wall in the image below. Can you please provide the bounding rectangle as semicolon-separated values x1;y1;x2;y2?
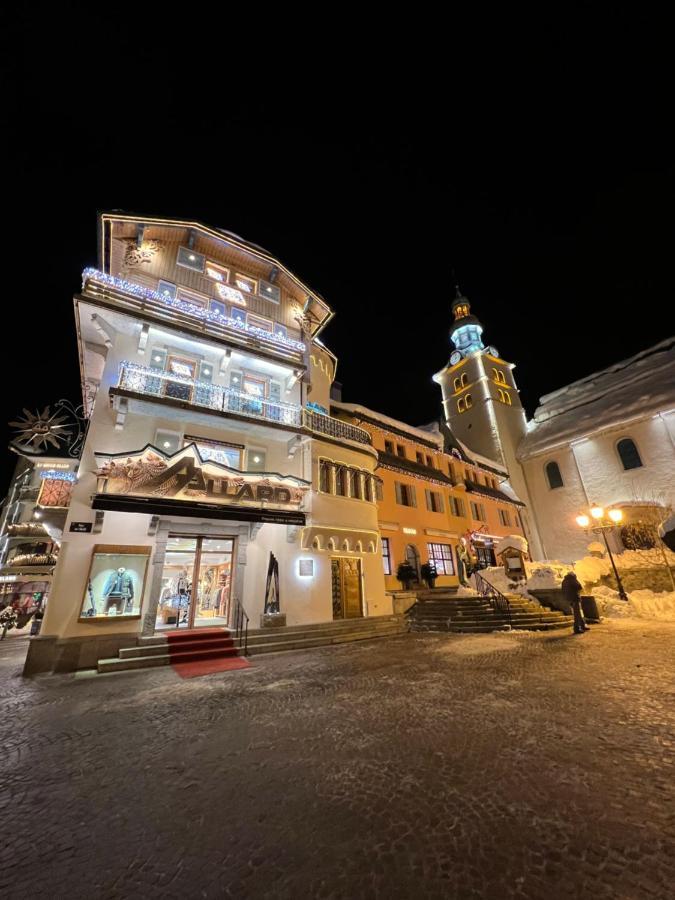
94;444;309;510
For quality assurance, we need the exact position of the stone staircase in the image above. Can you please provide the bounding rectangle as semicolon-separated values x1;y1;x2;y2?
241;615;407;655
408;592;574;633
97;616;407;673
98;628;242;674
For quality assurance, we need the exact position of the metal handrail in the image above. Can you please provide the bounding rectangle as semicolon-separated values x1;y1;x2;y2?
232;598;249;656
117;361;303;426
474;571;512;626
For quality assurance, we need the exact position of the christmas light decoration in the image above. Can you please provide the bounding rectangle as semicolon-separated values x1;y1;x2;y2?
81;269;305;352
39;470;76;482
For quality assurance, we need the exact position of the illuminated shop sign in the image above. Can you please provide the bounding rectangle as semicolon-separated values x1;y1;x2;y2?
93;444;309;511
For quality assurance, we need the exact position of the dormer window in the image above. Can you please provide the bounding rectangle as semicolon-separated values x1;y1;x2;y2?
205;262;229;282
177;246;205;273
235;274;257;294
260;281;281;303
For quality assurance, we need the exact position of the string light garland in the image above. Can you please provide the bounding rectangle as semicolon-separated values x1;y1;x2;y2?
82;269;306;353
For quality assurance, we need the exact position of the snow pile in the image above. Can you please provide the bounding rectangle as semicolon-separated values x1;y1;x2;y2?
494;534;529;557
574;555;611;586
455;585;479;597
526;561;573;589
613;547;675;569
594;586;675;621
659;512;675;551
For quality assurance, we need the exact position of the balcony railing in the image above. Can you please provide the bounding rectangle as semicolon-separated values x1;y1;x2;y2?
117;361;303;426
7;553;58;567
116;362;373;446
82;269;305;363
303;410;371;445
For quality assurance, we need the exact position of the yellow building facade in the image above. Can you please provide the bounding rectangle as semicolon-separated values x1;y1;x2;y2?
332;404;528;591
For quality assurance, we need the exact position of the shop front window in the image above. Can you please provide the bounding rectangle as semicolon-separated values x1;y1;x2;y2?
155;535;234;631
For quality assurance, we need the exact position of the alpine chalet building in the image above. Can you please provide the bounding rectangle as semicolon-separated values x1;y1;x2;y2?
26;213;390;674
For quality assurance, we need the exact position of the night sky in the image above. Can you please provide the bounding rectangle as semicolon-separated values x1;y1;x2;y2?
3;10;674;492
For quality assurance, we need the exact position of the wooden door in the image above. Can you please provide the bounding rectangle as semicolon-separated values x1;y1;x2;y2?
331;558;362;619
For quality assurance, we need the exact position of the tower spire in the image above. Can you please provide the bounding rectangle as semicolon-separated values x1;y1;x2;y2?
450;288;484;356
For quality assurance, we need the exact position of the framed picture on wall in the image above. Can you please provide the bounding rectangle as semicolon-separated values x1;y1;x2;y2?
79;544;151;622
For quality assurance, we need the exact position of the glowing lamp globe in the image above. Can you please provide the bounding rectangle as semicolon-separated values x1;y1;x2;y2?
590;506;604;520
576;515;590;528
608;508;623;523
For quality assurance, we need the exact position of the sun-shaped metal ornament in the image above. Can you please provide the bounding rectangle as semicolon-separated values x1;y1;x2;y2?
8;406;74;454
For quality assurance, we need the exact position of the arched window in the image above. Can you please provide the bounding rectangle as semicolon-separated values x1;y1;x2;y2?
545;461;564;490
465;394;473;409
461;373;468;387
617;438;643;471
454;377;461;392
503;390;511;405
457;398;465;413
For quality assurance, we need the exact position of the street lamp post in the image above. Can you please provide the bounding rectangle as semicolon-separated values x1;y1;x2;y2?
576;505;629;601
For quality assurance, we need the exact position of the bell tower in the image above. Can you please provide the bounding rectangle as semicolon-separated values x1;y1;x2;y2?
433;288;544;557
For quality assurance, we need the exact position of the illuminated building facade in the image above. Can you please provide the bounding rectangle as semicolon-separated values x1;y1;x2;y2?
434;289;675;562
332;404;527;590
0;456;78;622
25;214;388;674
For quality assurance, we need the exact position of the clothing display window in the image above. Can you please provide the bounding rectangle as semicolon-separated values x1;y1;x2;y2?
79;545;151;621
155;535;234;631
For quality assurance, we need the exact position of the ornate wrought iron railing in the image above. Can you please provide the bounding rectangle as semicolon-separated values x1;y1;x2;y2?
475;571;512;626
116;362;373;445
302;409;371;445
232;598;249;656
117;361;303;427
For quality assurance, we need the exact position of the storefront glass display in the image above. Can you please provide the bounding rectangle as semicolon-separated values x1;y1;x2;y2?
155;535;234;631
79;545;151;621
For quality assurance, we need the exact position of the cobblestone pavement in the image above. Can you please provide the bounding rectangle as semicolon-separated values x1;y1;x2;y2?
1;622;674;899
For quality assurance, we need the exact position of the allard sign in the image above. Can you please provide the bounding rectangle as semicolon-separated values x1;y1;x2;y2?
94;444;309;510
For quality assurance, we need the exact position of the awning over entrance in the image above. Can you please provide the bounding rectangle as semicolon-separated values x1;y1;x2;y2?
92;494;306;526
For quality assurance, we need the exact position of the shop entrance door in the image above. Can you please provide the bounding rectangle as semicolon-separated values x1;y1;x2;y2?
331;558;363;619
155;535;235;631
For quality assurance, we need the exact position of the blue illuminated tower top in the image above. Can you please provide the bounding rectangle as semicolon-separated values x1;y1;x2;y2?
450;287;484;357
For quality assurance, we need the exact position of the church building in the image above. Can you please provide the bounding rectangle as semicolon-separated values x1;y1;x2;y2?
433;290;675;562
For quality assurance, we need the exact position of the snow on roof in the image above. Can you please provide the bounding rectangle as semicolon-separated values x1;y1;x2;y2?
453;435;507;474
519;337;675;457
495;534;529;556
330;402;444;447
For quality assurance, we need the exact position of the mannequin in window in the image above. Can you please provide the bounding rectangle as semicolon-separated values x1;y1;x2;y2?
102;567;134;615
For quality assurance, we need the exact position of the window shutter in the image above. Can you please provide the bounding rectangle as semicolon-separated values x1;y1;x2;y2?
395;482;402;504
437;493;444;514
425;488;432;511
410;485;417;507
270;381;281;402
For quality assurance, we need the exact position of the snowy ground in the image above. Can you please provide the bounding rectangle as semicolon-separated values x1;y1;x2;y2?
1;625;674;898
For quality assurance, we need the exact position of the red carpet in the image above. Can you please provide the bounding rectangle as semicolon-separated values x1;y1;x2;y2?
165;627;251;678
172;656;251;679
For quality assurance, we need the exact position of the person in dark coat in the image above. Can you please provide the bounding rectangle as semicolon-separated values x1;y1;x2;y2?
561;571;588;634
